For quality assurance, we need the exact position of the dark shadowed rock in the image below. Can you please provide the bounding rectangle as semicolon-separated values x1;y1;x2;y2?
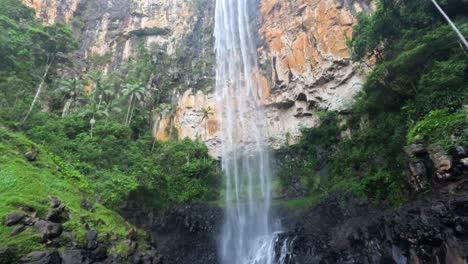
127;228;138;240
0;246;18;263
48;197;61;209
34;220;63;241
86;230;98;250
275;181;468;264
10;225;27;236
4;212;25;226
59;232;77;248
140;254;152;264
24;150;38;162
86;230;98;241
80;198;94;212
45;207;66;223
408;160;429;192
61;249;83;264
461;158;468;167
23;217;36;226
406;143;427;157
18;205;35;213
20;251;61;264
451;145;467;159
90;244;107;261
123;203;222;264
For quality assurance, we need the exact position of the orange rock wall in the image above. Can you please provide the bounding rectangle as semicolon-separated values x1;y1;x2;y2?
22;0;374;155
256;0;374;148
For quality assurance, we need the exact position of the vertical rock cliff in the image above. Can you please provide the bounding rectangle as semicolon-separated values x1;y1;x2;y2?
257;0;374;148
22;0;373;155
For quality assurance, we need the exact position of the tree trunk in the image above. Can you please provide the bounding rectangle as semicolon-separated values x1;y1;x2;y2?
61;99;73;117
22;62;52;123
128;97;136;127
125;93;134;126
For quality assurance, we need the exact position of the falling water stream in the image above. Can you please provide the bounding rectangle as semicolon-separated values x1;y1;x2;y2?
214;0;285;263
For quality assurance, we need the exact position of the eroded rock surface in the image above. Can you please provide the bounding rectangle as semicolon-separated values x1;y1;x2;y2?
22;0;375;156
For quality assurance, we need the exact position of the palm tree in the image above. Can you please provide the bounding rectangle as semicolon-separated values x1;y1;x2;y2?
58;78;84;116
198;106;214;137
85;71;103;90
90;94;103;137
100;100;122;117
122;82;145;127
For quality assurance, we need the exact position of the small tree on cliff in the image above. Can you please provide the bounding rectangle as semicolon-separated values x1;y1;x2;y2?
122;81;145;127
199;106;214;137
22;24;77;123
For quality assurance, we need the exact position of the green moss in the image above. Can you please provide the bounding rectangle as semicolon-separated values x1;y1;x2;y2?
279;193;326;211
407;109;468;148
0;127;140;258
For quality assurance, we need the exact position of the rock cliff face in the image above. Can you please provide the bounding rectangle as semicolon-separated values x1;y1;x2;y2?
23;0;214;69
257;0;374;148
22;0;373;155
153;0;374;156
120;144;467;263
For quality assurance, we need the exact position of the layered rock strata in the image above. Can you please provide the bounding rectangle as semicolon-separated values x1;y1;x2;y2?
22;0;374;156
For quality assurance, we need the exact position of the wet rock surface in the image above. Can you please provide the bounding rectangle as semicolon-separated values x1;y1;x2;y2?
118;144;468;264
275;144;468;264
4;212;25;226
151;204;221;264
3;197;162;264
276;181;468;263
123;202;222;264
20;250;61;264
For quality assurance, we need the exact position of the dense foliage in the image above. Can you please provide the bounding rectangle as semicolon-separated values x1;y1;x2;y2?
21;114;220;210
0;0;77;123
278;0;468;207
0;128;142;258
0;0;220;213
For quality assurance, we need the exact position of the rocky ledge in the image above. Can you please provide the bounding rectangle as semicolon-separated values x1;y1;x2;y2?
125;203;222;264
1;196;161;264
276;144;468;263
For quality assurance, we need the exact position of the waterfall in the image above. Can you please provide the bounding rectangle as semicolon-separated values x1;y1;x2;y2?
214;0;279;263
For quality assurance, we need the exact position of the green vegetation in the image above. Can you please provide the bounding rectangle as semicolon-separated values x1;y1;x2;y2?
407;109;467;148
0;0;220;256
277;0;468;208
20;114;220;211
0;128;137;257
0;0;220;209
0;0;76;124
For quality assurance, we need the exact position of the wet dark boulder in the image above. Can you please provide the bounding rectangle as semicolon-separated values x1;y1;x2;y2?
0;246;18;264
86;230;98;241
276;181;468;264
122;202;222;264
406;143;427;158
48;197;61;209
24;150;39;162
451;145;467;159
80;198;94;212
45;207;66;223
61;249;84;264
90;244;107;261
34;220;63;242
10;225;27;236
20;251;61;264
407;160;429;192
4;212;25;226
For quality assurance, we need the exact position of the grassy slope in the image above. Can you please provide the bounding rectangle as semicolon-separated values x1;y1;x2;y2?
0;127;138;256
